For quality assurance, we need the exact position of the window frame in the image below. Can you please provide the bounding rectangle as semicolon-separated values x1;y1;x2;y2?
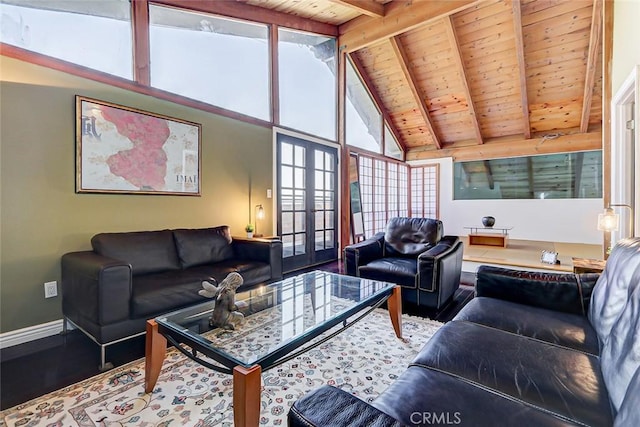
0;0;338;134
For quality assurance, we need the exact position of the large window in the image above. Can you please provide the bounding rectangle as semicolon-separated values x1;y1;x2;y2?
346;59;382;152
454;151;603;200
279;29;337;140
0;0;132;79
149;5;270;121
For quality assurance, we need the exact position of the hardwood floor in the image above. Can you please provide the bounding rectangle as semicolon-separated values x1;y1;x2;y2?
0;262;475;411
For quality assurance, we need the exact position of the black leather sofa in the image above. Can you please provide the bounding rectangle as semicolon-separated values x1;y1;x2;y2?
344;217;463;310
61;226;282;369
289;238;640;426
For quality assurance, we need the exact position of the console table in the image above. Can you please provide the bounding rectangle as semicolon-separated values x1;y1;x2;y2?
464;226;513;247
572;257;606;274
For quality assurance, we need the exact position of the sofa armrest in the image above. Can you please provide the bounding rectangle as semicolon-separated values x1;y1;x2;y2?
417;236;463;293
231;237;283;281
288;385;403;427
61;251;133;327
344;233;385;276
476;265;600;315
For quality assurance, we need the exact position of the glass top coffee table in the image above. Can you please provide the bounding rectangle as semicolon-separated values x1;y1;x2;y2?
144;270;402;427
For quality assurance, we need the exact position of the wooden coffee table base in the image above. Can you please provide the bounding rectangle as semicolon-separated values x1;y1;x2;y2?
143;285;403;427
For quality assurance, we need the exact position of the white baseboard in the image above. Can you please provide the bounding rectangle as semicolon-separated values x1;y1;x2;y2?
0;319;71;349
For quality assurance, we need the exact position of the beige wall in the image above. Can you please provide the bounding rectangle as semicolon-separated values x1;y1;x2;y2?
0;56;274;333
612;0;640;93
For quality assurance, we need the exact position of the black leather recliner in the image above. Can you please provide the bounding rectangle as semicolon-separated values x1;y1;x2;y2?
344;217;464;310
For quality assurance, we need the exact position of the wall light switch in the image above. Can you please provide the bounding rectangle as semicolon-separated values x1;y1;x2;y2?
267;189;272;199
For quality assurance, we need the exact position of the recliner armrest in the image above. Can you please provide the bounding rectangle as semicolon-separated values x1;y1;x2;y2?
344;232;385;276
476;265;599;315
417;236;464;293
288;385;403;427
231;237;283;280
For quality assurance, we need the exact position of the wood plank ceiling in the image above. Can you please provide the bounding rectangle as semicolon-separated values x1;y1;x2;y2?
243;0;603;162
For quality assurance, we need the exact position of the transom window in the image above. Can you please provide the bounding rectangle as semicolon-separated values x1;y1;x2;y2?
149;5;270;121
0;0;132;79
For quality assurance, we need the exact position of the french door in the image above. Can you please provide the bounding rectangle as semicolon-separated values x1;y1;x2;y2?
277;133;339;272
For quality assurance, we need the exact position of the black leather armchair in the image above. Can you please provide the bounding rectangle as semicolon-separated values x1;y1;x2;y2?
344;217;463;310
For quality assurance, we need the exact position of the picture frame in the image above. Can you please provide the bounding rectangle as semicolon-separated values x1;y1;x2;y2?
76;96;201;196
541;250;559;265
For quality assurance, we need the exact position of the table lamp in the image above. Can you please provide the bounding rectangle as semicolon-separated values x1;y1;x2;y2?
255;204;265;237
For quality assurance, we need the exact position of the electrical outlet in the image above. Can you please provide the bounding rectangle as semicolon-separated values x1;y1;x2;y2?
44;281;58;298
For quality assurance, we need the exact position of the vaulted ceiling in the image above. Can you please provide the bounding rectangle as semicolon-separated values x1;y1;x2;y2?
239;0;603;162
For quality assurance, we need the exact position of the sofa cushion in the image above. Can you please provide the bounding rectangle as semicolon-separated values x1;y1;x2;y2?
91;230;180;275
383;217;442;257
188;260;272;288
173;227;234;268
454;297;600;355
476;266;591;315
373;365;582;427
412;321;613;426
358;258;417;288
131;270;212;317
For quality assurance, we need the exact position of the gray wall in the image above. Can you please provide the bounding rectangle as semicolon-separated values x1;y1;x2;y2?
0;56;273;333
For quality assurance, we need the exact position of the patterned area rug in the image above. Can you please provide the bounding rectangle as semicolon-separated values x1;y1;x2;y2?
1;309;443;426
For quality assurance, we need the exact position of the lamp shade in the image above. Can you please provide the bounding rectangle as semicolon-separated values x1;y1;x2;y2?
597;208;620;232
256;204;265;220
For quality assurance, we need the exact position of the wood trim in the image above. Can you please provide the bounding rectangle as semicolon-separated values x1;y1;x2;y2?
443;16;483;145
151;0;338;36
603;0;614;257
330;0;384;18
339;52;351;251
132;0;150;86
406;130;603;162
270;24;279;124
580;0;603;133
1;44;273;129
511;0;531;139
389;36;441;149
338;0;480;53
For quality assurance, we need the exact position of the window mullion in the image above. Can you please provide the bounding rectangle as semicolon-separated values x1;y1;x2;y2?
132;0;150;86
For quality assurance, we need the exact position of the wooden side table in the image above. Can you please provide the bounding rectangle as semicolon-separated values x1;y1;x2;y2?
572;257;606;274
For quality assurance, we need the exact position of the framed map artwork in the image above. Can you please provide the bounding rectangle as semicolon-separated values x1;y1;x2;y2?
76;96;201;195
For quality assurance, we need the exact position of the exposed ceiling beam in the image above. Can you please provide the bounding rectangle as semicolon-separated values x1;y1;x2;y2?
406;130;603;162
443;16;483;145
330;0;384;18
580;0;603;133
338;0;479;53
349;53;407;153
512;0;531;139
389;36;442;149
152;0;338;36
